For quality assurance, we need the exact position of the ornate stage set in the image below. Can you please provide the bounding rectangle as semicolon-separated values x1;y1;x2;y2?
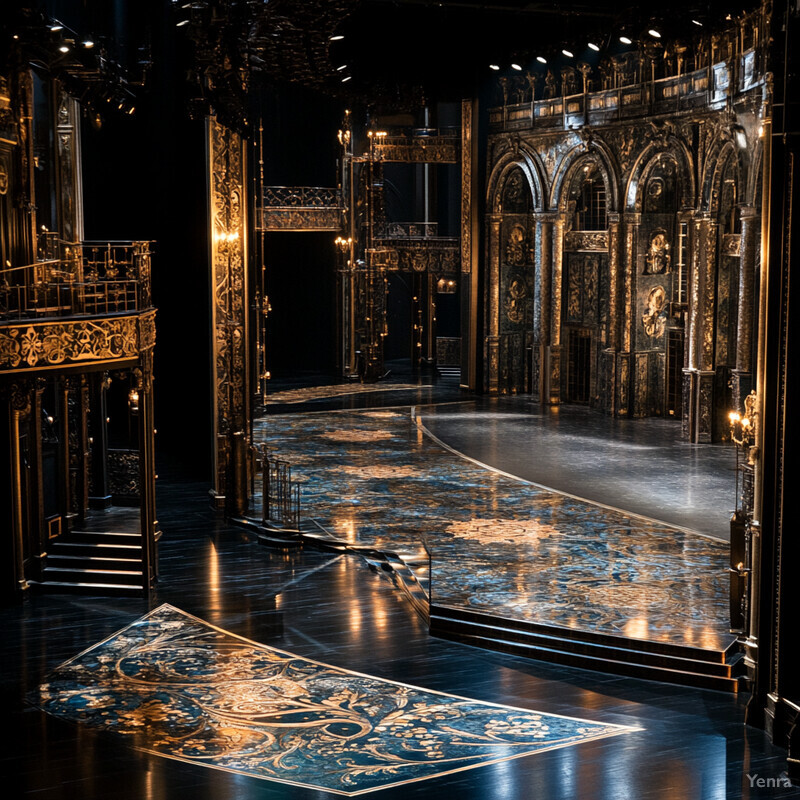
3;0;800;790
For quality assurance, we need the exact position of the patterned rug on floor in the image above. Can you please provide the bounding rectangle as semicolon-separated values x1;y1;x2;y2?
33;604;639;796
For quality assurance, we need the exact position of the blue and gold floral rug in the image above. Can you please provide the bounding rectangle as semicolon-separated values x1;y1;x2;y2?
34;604;638;795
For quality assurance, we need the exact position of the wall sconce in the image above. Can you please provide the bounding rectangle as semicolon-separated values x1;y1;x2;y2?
128;388;140;414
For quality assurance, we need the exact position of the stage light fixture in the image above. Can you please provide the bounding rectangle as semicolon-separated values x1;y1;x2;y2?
536;56;547;64
619;35;632;44
511;63;522;71
588;42;600;51
489;64;500;71
330;34;344;41
648;28;662;38
692;19;703;26
562;48;574;57
82;39;94;48
58;45;70;53
336;64;347;71
50;25;63;32
341;75;352;82
176;19;189;26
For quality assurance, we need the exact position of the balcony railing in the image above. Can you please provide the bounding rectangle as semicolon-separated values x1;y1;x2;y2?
0;239;153;321
374;222;441;239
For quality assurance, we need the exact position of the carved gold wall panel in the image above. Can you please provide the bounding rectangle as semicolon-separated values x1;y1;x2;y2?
207;116;249;503
0;310;156;373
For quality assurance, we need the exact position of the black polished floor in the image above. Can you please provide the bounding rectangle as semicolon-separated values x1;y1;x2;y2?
421;397;734;540
5;476;799;799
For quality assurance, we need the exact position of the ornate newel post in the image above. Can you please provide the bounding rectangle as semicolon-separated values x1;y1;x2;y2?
604;212;622;414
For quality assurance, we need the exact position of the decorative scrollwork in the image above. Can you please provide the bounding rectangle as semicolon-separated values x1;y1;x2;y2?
0;314;149;371
564;231;609;251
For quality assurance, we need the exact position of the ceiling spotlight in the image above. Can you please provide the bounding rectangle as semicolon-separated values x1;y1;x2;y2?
619;35;632;44
58;45;70;53
489;64;500;71
648;28;662;38
341;75;352;82
82;39;94;48
176;19;189;26
562;48;574;58
336;64;347;71
536;56;547;64
588;42;600;51
50;25;63;32
330;34;344;41
692;19;703;26
511;63;522;71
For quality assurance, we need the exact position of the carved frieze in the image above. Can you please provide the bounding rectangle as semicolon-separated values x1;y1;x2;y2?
642;286;667;339
564;231;609;251
0;311;155;372
373;136;460;163
258;207;343;231
373;240;459;275
366;247;399;269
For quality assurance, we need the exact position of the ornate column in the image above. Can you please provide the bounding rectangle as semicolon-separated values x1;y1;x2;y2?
89;372;111;508
485;213;502;392
134;352;157;593
54;87;84;243
461;98;480;390
547;214;565;404
683;214;716;442
58;379;71;526
9;383;30;591
733;204;759;409
532;212;555;404
604;213;622;414
207;116;250;515
29;378;46;580
617;212;641;416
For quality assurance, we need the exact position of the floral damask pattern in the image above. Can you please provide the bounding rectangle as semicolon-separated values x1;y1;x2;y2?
34;605;635;795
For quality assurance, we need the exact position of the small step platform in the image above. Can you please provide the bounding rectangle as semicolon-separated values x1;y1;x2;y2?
31;530;147;597
430;604;744;692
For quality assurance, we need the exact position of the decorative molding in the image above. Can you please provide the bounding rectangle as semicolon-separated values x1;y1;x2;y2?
108;448;140;498
461;99;473;275
0;310;155;372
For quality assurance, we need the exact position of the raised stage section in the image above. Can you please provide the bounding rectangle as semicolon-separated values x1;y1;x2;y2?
251;406;741;691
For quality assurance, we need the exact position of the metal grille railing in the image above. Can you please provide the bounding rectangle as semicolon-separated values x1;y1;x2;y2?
0;238;153;321
256;447;300;529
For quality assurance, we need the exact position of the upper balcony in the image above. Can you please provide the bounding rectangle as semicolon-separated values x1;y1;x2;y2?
0;237;155;375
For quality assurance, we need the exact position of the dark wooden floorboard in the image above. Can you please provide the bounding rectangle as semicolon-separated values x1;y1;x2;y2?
4;477;799;798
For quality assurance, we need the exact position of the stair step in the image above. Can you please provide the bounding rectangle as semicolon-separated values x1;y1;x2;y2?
49;541;142;559
435;629;741;693
29;580;145;597
430;615;734;678
43;566;143;586
46;555;142;571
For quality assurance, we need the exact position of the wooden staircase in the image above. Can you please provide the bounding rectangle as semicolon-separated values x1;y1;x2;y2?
34;530;147;596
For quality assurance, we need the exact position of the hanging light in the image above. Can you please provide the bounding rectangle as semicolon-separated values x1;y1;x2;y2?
588;42;600;52
511;63;522;71
489;64;500;71
562;48;574;58
619;35;632;44
330;34;344;41
536;55;547;64
648;28;662;38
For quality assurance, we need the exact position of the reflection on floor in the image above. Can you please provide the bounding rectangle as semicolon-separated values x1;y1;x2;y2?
254;409;734;652
266;383;434;405
35;604;636;796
